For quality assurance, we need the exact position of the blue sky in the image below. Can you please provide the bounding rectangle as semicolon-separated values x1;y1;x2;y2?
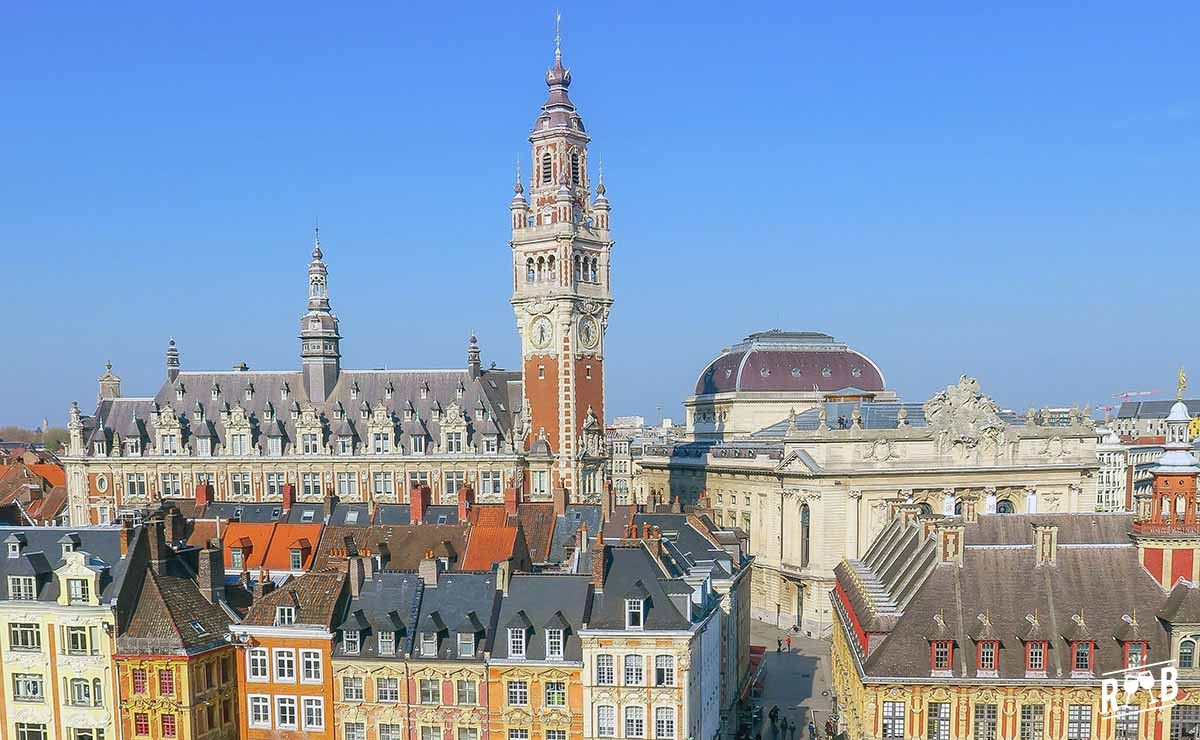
2;2;1197;427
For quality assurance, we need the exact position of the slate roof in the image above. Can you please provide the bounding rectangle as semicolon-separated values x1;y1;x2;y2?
694;331;886;396
243;569;346;628
409;571;499;660
0;526;137;603
547;505;603;563
375;504;460;526
85;364;522;458
203;502;288;523
1118;400;1200;420
587;546;692;631
332;572;423;659
492;574;591;660
632;513;740;579
837;513;1181;681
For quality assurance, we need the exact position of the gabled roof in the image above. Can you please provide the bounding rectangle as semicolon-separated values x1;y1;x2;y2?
118;566;232;655
462;526;519;571
0;526;136;603
409;572;498;660
243;569;346;628
312;524;467;572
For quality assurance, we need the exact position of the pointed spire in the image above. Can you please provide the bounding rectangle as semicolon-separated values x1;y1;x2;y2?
513;157;524;195
312;225;323;261
596;155;606;196
555;9;562;63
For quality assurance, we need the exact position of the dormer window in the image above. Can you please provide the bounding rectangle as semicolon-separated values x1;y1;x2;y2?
350;383;359;399
1125;641;1149;670
625;599;644;630
62;541;75;556
421;633;436;657
94;441;106;456
211;385;220;399
67;578;90;604
977;640;999;674
508;628;526;659
344;630;360;655
175;385;184;400
458;633;475;658
378;631;395;656
411;435;425;454
931;640;953;672
128;438;141;455
281;384;290;400
289;549;303;570
1072;641;1094;674
9;576;35;600
456;385;464;399
546;628;564;660
231;548;244;570
7;542;19;558
275;606;296;626
1182;639;1197;669
245;386;253;401
338;436;353;455
385;384;393;400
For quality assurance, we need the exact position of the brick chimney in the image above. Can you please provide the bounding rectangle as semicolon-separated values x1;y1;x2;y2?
669;496;682;514
349;556;365;598
552;485;567;517
324;491;337;520
458;486;475;523
504;484;519;517
1033;523;1058;565
164;506;183;545
147;520;168;572
195;481;214;509
496;558;511;595
411;485;430;524
118;519;132;558
935;522;966;565
282;483;296;511
418;550;441;587
591;531;606;593
198;545;225;605
647;526;663;562
897;502;922;529
602;482;613;522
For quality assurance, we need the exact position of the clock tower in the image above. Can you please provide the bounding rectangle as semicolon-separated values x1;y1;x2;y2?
510;28;612;501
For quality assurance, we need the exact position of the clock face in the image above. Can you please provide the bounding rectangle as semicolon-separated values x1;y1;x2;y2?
530;316;553;350
579;316;599;350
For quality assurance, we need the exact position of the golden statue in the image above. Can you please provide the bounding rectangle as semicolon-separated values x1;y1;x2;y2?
1180;366;1189;400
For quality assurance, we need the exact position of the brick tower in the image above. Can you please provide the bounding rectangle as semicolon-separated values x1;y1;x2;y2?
509;23;612;500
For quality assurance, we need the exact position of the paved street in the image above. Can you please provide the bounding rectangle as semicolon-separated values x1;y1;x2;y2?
748;619;834;740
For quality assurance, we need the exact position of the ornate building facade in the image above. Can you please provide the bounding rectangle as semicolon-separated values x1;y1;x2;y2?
62;38;613;525
641;373;1101;634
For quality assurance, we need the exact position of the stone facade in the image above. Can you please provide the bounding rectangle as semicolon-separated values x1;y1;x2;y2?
641;376;1101;635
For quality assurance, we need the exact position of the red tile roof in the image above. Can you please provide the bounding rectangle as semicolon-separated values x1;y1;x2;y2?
462;526;518;570
27;464;65;488
221;522;276;571
469;504;511;527
261;523;324;571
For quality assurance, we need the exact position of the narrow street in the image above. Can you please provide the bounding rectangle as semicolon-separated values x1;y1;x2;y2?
748;619;835;740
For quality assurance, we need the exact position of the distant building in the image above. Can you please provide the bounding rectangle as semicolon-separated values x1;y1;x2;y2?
1114;398;1200;439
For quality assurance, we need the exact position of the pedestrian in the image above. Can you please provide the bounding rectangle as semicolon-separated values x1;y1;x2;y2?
776;637;782;653
808;722;816;740
785;635;792;652
824;719;834;738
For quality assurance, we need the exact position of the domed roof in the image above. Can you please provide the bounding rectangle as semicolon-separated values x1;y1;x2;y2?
694;331;886;396
1168;400;1191;423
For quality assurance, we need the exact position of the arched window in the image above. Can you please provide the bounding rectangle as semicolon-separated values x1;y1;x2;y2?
589;257;598;283
954;500;963;516
547;255;555;278
574;254;582;282
1182;639;1196;669
541;152;553;184
917;502;933;516
1178;495;1188;518
536;256;545;281
92;678;102;706
996;499;1015;514
571;151;581;186
526;258;535;283
800;504;811;568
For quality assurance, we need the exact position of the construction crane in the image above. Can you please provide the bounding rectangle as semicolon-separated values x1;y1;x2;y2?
1112;390;1165;402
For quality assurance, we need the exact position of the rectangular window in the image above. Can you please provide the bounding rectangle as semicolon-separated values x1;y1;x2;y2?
932;640;951;670
9;623;40;650
196;438;211;457
596;654;615;685
457;679;478;705
373;432;391;453
548;731;566;740
343;629;360;654
625;599;643;629
1171;705;1200;740
13;673;44;702
546;628;564;659
303;433;320;454
248;696;270;728
158;668;174;696
338;436;353;454
979;641;997;671
9;576;35;600
230;472;251;498
882;701;905;739
302;472;321;498
230;548;245;570
974;703;999;740
1027;641;1045;671
1115;712;1139;740
343;676;364;701
458;632;475;658
459;729;479;740
532;470;548;495
230;433;249;456
481;470;502;495
597;706;617;737
126;473;147;498
67;578;90;603
509;731;529;740
267;437;282;456
508;627;526;658
302;697;324;731
421;632;437;657
159;473;181;496
625;706;646;738
928;702;951;740
625;654;644;685
378;631;395;655
276;697;297;729
274;649;295;681
68;677;92;706
134;714;150;736
421;728;439;740
654;655;676;686
381;725;404;740
337;471;356;496
275;606;296;626
1128;641;1146;668
507;680;529;706
411;435;425;454
655;707;676;740
301;650;322;682
373;471;394;497
66;626;89;654
485;436;498;454
420;678;441;704
377;677;400;703
1020;704;1045;740
161;715;176;738
1066;705;1091;740
248;648;269;681
545;681;566;707
444;471;466;497
446;432;463;453
345;723;365;740
266;472;285;497
1073;642;1091;672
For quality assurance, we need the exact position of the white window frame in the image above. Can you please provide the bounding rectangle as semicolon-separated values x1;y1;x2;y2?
248;695;271;728
247;648;269;681
275;696;298;730
343;675;365;701
508;627;526;659
654;707;676;739
546;628;564;660
300;649;322;683
273;648;296;682
597;705;617;737
301;696;325;730
624;654;644;685
625;598;644;630
596;654;615;685
507;680;529;706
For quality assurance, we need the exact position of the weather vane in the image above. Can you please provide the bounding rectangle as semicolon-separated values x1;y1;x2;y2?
1180;366;1188;400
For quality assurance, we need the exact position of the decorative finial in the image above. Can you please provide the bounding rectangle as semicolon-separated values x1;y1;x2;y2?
312;225;323;260
555;9;562;62
105;360;113;372
596;155;606;195
1180;366;1188;400
514;157;523;194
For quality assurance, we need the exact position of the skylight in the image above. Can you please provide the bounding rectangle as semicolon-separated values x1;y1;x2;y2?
190;620;207;636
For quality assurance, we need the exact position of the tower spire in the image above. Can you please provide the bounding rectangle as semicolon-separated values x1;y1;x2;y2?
555;9;562;63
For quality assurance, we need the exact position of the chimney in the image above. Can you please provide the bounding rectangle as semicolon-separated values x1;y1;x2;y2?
118;519;132;558
362;548;375;580
163;507;183;545
411;485;430;524
669;495;682;514
195;481;213;509
602;482;613;522
642;522;652;539
897;503;922;529
504;484;519;517
552;485;567;517
458;486;475;522
349;556;365;598
648;526;663;562
323;491;337;520
147;520;168;572
239;569;251;593
961;494;980;524
1033;523;1058;565
198;545;225;605
282;483;296;510
367;496;377;524
591;532;606;593
920;515;942;541
935;522;965;565
419;551;441;587
496;558;511;595
252;571;265;600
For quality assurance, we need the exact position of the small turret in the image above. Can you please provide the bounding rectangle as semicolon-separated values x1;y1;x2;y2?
166;338;181;383
467;334;481;380
98;361;121;402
